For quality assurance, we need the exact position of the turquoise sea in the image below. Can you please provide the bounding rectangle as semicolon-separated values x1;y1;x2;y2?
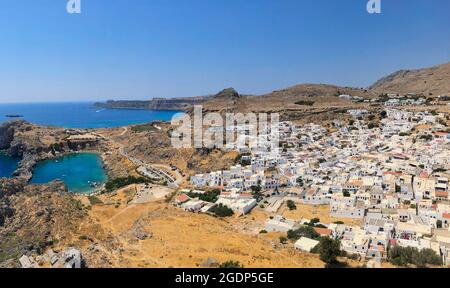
0;151;19;178
0;102;181;129
31;153;108;194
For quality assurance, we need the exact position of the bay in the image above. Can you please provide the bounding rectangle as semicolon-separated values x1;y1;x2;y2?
31;153;108;194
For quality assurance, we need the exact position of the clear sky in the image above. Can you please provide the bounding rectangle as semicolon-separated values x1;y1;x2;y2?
0;0;449;103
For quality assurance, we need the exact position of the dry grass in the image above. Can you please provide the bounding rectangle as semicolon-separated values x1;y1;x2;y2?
74;190;328;268
279;203;363;226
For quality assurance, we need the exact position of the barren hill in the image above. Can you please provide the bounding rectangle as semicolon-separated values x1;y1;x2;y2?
94;61;450;113
370;62;450;96
199;84;372;118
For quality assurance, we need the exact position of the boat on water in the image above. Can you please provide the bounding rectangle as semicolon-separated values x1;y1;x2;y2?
88;181;101;188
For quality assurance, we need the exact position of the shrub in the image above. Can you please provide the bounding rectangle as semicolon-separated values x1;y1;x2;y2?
309;218;320;225
420;134;433;141
287;226;320;241
259;230;268;234
219;261;243;268
286;200;297;211
88;196;103;206
210;204;234;217
188;189;220;203
105;176;150;192
295;100;315;106
279;236;288;244
368;122;378;129
131;123;158;133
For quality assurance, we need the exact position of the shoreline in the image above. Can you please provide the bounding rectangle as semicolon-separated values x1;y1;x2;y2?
30;151;109;196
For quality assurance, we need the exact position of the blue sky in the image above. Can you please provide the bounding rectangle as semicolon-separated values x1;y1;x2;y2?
0;0;449;103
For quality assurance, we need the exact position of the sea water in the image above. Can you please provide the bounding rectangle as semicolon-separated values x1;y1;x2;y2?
0;151;19;178
31;153;108;194
0;102;181;129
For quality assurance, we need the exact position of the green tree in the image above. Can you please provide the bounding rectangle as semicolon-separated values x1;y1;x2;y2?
389;246;442;267
251;180;263;200
105;176;150;192
250;185;261;194
188;189;221;203
211;204;234;217
286;200;297;211
287;226;320;241
314;238;341;265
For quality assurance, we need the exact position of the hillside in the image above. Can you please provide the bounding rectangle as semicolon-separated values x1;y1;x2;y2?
94;61;450;113
0;179;86;267
370;62;450;96
197;85;373;123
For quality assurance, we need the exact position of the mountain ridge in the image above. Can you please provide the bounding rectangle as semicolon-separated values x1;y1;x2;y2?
95;61;450;111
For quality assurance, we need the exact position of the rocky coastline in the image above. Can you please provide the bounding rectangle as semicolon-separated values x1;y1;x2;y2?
0;120;108;182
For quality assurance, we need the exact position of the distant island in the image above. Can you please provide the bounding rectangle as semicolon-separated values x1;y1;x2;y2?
5;115;24;118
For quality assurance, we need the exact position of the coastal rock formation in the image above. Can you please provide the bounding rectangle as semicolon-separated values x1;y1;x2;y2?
0;121;106;181
0;120;21;150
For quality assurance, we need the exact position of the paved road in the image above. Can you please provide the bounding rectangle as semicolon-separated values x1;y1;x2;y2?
104;126;181;187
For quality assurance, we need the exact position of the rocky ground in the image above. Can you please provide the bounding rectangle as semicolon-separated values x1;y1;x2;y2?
0;179;85;267
100;122;240;179
0;180;347;268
